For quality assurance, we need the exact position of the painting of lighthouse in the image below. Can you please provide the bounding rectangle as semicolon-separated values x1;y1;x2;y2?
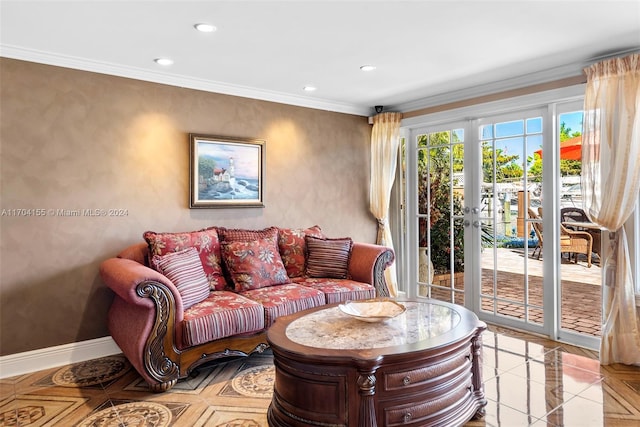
189;134;265;208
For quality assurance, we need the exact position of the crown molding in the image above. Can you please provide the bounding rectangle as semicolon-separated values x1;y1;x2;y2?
4;45;637;119
0;44;370;117
400;85;585;130
393;47;640;114
393;62;587;114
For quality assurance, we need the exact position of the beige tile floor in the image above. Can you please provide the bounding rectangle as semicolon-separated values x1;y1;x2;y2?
1;325;639;426
466;325;640;427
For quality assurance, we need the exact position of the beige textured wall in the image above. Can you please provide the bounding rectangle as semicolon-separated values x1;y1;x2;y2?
0;58;376;355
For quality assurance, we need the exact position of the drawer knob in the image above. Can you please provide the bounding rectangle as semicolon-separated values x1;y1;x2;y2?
402;375;411;385
403;412;412;423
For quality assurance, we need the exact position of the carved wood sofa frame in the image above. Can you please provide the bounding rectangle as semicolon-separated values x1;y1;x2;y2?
100;242;395;392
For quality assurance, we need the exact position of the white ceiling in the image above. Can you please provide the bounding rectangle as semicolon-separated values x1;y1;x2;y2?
1;1;639;116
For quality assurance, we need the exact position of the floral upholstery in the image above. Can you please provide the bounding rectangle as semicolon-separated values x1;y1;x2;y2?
102;227;394;392
181;291;264;348
144;227;227;291
292;277;376;304
239;283;325;327
221;237;289;291
277;225;324;278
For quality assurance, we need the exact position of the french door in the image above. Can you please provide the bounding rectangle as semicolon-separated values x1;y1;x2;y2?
473;109;548;335
404;100;601;347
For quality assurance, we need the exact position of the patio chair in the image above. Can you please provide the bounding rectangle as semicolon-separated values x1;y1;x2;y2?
561;207;602;258
529;208;544;260
528;208;593;267
560;207;590;225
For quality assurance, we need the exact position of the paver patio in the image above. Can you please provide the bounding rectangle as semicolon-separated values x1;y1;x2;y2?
429;247;602;336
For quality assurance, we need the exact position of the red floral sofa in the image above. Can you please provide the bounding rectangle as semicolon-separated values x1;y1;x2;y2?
100;225;394;392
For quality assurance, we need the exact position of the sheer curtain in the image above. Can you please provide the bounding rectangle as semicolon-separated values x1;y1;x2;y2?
582;54;640;365
370;112;402;297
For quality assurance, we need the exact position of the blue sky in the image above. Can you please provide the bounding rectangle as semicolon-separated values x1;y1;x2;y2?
487;111;584;160
560;111;584;137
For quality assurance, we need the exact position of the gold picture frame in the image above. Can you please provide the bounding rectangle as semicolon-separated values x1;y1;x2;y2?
189;134;265;208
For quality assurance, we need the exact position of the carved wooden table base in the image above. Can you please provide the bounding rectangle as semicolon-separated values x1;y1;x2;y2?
267;300;486;427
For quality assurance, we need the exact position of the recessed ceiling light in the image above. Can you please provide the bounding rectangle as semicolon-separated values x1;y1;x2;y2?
303;86;317;92
194;23;217;33
360;65;377;71
154;58;174;66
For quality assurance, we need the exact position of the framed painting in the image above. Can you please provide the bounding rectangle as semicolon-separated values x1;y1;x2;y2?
189;134;265;208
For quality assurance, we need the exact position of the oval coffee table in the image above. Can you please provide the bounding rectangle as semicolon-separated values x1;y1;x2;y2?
267;299;487;427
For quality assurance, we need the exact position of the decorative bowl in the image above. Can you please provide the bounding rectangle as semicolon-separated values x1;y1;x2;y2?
338;299;406;322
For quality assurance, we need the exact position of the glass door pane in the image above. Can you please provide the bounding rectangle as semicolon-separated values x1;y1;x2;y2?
558;107;602;344
415;128;465;305
477;111;546;332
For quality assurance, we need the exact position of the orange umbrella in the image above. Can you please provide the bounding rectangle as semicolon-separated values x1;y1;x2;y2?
534;136;582;160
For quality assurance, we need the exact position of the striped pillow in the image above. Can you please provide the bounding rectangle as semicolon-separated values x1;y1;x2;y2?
305;236;353;279
143;227;226;291
152;247;211;310
217;226;278;242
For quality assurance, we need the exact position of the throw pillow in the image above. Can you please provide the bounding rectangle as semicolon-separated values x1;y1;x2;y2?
152;247;211;310
143;227;227;290
217;226;278;242
277;225;324;278
221;237;290;291
305;236;353;279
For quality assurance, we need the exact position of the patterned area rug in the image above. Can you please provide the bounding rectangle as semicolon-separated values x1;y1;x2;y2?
0;351;275;426
231;365;275;398
51;355;131;387
3;332;639;426
77;401;173;427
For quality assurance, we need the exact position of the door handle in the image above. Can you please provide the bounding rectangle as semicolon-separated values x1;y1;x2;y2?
465;207;481;214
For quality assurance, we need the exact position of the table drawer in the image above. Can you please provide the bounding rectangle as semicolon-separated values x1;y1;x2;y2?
382;375;473;426
382;344;472;392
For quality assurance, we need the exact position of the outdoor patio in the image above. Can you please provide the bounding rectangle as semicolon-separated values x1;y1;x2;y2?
428;247;602;337
481;247;602;336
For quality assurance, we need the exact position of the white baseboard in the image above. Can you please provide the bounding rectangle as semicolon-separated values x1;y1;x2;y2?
0;336;121;379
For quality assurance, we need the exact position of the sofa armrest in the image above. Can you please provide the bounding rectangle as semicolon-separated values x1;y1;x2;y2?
100;257;185;391
349;242;395;297
100;258;185;314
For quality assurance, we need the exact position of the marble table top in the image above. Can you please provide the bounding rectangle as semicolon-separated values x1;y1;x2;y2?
285;301;461;350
